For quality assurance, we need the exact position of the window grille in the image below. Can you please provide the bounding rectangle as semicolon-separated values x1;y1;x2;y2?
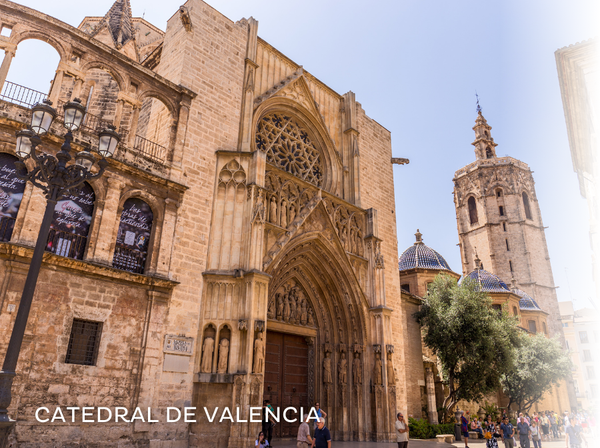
65;319;102;366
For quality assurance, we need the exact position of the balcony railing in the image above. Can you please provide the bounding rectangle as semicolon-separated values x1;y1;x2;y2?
133;134;167;162
45;229;88;260
0;81;47;107
112;245;147;274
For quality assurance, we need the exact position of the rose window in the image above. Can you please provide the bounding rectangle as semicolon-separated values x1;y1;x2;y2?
256;113;323;187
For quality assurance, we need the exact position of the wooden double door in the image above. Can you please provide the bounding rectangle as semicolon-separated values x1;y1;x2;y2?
263;331;309;438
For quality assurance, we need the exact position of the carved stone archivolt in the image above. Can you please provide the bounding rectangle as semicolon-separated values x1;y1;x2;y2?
322;198;365;257
267;281;316;327
256;112;323;187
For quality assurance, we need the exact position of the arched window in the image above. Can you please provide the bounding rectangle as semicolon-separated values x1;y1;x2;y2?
528;320;537;333
112;198;154;274
522;192;532;220
45;182;95;260
0;153;26;242
485;147;493;158
468;196;478;224
256;113;323;187
496;189;503;197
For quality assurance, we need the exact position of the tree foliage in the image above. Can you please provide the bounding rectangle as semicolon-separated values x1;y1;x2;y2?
500;332;571;413
414;274;521;416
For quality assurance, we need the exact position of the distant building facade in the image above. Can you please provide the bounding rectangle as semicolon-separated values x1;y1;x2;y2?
559;301;600;411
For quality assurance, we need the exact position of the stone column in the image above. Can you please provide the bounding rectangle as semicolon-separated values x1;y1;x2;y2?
0;49;15;90
113;98;125;130
88;177;122;264
155;198;179;277
128;105;141;148
48;69;65;104
425;365;439;424
237;18;259;152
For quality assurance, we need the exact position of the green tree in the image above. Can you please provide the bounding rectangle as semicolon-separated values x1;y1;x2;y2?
414;274;520;419
500;332;571;413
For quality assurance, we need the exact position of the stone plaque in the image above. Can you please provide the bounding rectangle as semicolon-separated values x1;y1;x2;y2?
164;335;194;356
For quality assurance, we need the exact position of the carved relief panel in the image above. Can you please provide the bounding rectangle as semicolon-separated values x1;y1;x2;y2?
267;280;316;328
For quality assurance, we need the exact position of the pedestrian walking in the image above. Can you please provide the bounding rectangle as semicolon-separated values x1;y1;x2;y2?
395;412;409;448
262;400;275;448
311;417;331;448
500;416;515;448
297;414;313;448
461;411;471;448
530;421;541;448
484;415;499;448
517;415;531;448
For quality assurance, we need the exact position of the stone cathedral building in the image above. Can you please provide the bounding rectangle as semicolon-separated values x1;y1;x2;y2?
0;0;408;446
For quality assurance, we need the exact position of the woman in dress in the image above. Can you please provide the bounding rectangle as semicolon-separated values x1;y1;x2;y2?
484;415;499;448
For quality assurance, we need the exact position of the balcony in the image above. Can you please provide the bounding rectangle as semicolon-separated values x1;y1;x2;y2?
0;82;169;168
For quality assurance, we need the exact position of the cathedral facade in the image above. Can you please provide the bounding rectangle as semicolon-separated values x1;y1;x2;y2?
0;0;409;446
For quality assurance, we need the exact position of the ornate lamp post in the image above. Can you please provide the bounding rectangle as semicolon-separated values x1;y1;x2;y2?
0;98;120;446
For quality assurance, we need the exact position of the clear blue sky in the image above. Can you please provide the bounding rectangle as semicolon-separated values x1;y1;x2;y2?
6;0;599;308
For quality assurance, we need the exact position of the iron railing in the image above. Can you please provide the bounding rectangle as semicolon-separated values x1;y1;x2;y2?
0;81;47;107
112;245;147;274
133;134;167;162
45;229;88;260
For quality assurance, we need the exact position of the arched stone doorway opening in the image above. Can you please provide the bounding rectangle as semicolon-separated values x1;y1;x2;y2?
263;225;371;441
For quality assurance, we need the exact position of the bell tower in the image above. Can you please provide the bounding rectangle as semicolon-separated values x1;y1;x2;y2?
452;106;564;337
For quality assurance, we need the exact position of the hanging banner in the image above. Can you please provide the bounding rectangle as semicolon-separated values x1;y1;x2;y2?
46;182;95;259
113;198;153;274
0;153;27;242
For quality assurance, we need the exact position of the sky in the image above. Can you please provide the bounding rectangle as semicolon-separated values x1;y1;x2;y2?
5;0;599;308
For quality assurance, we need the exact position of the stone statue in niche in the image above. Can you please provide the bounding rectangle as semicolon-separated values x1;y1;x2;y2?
253;332;265;374
323;351;333;384
300;294;308;325
267;295;276;319
324;328;330;344
217;338;229;373
353;352;362;384
337;315;343;342
200;336;215;373
276;293;284;320
338;352;347;385
283;293;291;322
308;308;315;326
280;199;288;228
387;352;395;385
289;204;296;223
373;352;383;385
270;196;277;224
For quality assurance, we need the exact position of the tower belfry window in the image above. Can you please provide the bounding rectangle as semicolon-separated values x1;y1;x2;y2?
486;147;493;158
499;206;505;216
468;197;478;224
522;192;532;220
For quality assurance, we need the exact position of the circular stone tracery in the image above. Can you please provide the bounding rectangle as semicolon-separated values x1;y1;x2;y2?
256;113;323;187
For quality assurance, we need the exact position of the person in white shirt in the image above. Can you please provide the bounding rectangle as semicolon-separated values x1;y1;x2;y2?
395;412;409;448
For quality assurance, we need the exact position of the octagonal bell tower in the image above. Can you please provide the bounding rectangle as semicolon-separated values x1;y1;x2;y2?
452;107;563;337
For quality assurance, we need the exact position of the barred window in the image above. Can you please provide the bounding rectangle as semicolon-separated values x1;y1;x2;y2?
65;319;102;366
468;197;478;224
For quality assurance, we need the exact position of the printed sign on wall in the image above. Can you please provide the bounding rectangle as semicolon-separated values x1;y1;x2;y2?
113;198;154;274
0;153;27;242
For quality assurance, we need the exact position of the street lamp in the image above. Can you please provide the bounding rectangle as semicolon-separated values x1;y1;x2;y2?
0;98;119;446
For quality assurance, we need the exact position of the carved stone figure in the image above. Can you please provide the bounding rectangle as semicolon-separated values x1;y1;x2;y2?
353;352;362;384
267;295;276;319
374;353;383;385
200;336;215;373
323;352;333;383
289;204;296;223
300;296;308;325
387;352;395;385
217;338;229;373
280;199;287;228
324;328;330;344
253;332;265;374
338;352;347;385
252;192;266;223
337;315;343;341
283;292;291;322
276;293;284;320
308;308;315;326
269;196;277;224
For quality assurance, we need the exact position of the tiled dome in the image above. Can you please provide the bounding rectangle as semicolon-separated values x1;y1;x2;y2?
398;230;452;272
512;288;542;311
461;264;510;293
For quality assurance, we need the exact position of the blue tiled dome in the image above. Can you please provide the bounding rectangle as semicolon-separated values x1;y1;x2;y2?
461;269;510;293
512;288;542;311
398;230;452;272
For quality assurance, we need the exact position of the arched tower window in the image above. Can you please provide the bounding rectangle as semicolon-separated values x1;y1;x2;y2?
256;113;323;187
45;182;95;260
468;196;478;224
485;147;493;158
112;198;154;274
522;192;532;220
0;153;26;242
